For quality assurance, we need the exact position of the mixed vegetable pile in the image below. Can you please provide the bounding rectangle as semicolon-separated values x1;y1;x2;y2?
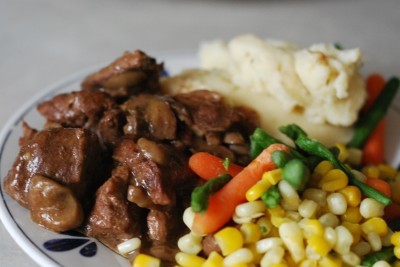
132;74;400;267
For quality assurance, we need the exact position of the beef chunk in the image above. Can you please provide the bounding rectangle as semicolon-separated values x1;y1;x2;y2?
96;108;126;146
85;166;143;250
113;138;191;206
18;121;38;147
3;127;104;208
147;210;171;243
37;90;115;129
81;50;162;98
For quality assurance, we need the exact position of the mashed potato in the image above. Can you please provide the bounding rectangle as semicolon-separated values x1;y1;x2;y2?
162;34;368;145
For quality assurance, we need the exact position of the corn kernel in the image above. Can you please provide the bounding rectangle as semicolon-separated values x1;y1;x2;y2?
367;232;382;252
202;251;223;267
214;227;244;256
327;193;347;215
378;164;398;180
347;147;362;166
278;180;300;208
279;222;305;263
372;261;391;267
340;251;361;266
318;255;342;267
341;206;362;223
256;217;273;237
335;143;349;163
256;237;283;254
352;241;371;257
260;246;285;266
334;225;353;255
302;188;327;207
382;228;394;247
324;227;337;248
175;252;205;267
299;219;324;239
270;263;289;267
362;165;380;178
299;259;318;267
360;198;385;219
341;221;361;244
223;248;253;266
236;201;267;218
298;199;318;218
246;179;271;202
392;261;400;267
267;206;285;217
395;246;400;260
240;223;261;244
177;232;202;255
339;186;362;207
361;217;388;237
307;235;330;256
311;161;334;186
319;169;348;192
391;232;400;246
319;213;340;228
246;243;262;264
286;211;302;222
133;254;161;267
271;215;292;228
262;168;283;185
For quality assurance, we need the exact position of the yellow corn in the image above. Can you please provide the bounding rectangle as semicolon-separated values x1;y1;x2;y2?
270;263;289;267
395;247;400;260
270;215;292;228
279;222;305;263
175;252;205;267
311;161;334;186
391;232;400;247
362;165;380;178
262;168;283;185
246;243;262;264
299;259;318;267
299;219;324;239
361;217;388;237
338;186;362;208
378;164;398;180
256;217;273;237
335;143;349;163
223;248;254;266
267;206;285;217
341;221;361;244
133;254;161;267
307;235;330;256
318;255;342;267
298;199;318;219
347;147;362;166
394;260;400;267
202;251;224;267
341;206;362;223
214;227;244;256
246;179;271;202
319;169;348;192
240;223;261;244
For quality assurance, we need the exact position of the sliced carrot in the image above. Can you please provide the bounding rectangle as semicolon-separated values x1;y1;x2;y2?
192;143;290;235
383;202;400;222
188;152;244;180
365;177;392;198
362;119;386;165
363;73;386;112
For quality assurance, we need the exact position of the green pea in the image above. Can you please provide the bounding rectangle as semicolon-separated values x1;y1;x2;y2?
282;158;310;191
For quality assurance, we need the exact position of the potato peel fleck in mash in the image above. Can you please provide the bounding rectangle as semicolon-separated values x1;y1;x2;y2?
162;34;367;146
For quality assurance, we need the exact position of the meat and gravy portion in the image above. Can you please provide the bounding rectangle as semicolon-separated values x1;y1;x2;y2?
3;50;259;264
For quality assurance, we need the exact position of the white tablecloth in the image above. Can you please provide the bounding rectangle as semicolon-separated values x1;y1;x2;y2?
1;0;399;266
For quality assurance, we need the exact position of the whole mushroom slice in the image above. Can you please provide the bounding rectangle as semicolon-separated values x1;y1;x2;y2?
28;175;84;232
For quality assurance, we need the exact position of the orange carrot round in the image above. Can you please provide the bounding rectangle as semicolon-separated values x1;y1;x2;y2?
192;143;290;235
365;177;392;198
188;152;243;180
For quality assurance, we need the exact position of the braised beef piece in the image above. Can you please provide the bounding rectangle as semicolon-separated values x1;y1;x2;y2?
81;50;162;98
113;138;192;206
96;108;126;146
85;166;143;250
3;127;104;208
18;121;38;147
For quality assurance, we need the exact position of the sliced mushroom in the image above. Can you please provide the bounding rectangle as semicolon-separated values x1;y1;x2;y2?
28;175;84;232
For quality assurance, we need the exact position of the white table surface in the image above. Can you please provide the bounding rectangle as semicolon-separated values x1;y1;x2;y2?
1;0;399;266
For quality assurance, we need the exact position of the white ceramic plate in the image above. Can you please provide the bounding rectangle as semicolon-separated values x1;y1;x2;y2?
0;52;399;267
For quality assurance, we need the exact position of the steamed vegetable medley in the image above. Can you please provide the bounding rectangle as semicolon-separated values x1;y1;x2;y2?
132;75;400;266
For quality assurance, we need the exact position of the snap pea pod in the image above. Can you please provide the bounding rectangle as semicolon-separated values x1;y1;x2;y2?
261;185;282;208
295;133;392;206
191;174;233;213
250;128;320;169
348;77;400;148
361;246;395;267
